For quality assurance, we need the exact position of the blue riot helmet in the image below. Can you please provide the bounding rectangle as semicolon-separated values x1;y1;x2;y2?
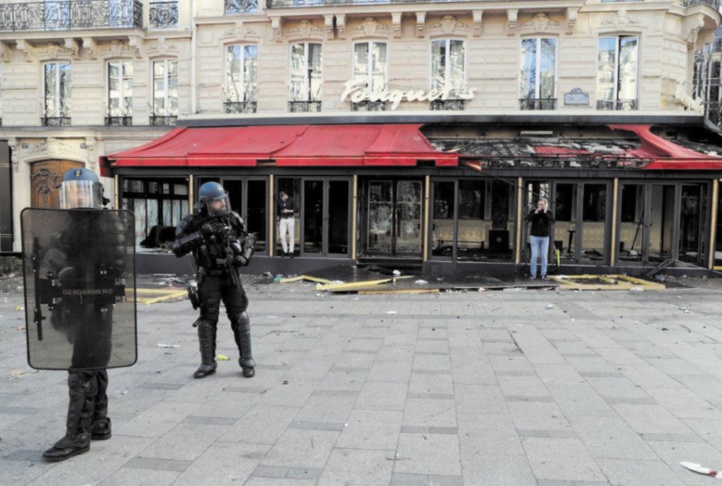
59;168;105;209
198;181;231;217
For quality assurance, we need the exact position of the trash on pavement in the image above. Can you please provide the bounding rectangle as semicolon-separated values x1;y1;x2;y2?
156;343;179;348
680;461;722;479
217;354;230;361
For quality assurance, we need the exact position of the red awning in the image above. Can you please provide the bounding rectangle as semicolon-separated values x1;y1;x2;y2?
104;124;458;170
609;124;722;169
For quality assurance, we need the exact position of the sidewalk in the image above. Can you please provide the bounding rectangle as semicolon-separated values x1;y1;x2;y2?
2;274;722;485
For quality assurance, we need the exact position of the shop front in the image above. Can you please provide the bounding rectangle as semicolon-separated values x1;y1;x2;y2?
103;120;722;277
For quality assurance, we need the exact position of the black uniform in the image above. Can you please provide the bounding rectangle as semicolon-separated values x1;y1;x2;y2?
172;209;255;378
42;210;127;461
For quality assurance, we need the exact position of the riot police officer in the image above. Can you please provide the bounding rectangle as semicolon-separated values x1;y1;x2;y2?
172;182;256;379
27;168;135;462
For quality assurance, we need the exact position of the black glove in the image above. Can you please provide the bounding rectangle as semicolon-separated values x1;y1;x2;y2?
201;221;225;237
232;255;248;267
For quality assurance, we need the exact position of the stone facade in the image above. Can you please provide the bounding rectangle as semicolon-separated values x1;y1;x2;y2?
0;0;719;252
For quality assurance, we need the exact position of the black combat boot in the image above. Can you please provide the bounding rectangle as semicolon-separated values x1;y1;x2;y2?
91;370;111;440
43;373;93;462
232;312;256;378
193;322;217;378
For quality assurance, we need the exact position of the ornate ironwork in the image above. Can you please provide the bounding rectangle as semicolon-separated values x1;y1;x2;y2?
149;1;177;29
149;115;177;126
685;0;720;8
224;101;257;113
105;116;132;126
0;0;143;32
351;100;386;112
596;99;638;111
430;99;466;111
289;101;322;113
519;98;557;110
225;0;258;14
42;117;71;127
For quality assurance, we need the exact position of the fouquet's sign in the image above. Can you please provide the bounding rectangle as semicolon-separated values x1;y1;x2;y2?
340;79;476;110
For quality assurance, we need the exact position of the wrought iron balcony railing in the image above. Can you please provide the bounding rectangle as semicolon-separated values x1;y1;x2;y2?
149;1;177;29
684;0;720;9
596;99;638;111
430;99;466;111
0;0;143;32
224;101;257;114
42;117;71;127
149;115;177;126
225;0;259;14
351;100;386;112
106;116;132;126
519;98;557;110
289;101;322;113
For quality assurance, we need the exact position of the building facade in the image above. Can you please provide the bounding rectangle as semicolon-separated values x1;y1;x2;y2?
1;0;721;277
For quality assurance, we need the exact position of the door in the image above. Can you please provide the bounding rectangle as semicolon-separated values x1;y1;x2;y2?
302;179;350;255
30;161;83;208
367;179;423;256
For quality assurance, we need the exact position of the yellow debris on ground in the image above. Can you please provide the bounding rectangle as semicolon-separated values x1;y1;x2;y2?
549;275;665;291
279;275;334;284
315;276;413;292
129;288;187;305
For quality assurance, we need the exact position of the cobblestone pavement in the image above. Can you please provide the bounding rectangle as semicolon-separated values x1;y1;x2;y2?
2;273;722;485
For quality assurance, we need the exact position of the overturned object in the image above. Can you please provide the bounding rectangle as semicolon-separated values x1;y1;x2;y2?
680;461;722;479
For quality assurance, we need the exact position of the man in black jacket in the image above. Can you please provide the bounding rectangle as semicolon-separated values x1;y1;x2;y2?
525;198;555;280
276;191;298;257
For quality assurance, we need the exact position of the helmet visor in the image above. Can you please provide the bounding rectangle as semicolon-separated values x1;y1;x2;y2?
206;194;231;216
59;180;103;209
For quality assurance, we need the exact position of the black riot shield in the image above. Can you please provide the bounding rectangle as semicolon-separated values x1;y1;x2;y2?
21;208;138;370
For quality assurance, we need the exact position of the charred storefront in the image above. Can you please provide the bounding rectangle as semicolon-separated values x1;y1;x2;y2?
102;116;722;277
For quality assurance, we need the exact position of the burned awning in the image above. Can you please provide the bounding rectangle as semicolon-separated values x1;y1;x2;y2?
103;124;458;170
432;124;722;171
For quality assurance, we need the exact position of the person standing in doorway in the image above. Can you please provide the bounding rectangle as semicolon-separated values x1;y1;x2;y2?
525;198;555;280
277;191;298;257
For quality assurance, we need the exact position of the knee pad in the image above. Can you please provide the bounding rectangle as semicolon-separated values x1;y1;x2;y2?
231;311;250;333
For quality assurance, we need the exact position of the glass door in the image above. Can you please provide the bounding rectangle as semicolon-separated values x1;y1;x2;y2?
302;178;350;256
367;179;423;256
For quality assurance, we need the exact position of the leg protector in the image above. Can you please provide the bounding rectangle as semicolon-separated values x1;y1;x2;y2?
43;372;93;462
231;311;255;378
193;321;217;379
90;370;111;440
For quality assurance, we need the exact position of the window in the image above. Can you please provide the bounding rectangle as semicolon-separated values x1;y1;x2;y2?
431;39;467;110
43;62;71;126
107;60;133;126
520;37;557;110
225;45;258;113
351;42;387;111
597;36;638;111
151;59;177;126
458;180;484;219
121;178;189;249
289;43;322;112
225;0;258;15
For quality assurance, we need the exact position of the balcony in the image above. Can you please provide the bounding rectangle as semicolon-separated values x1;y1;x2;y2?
149;115;176;126
431;99;465;111
351;100;386;112
0;0;143;32
149;1;177;29
225;0;259;14
519;98;557;110
106;116;132;126
596;99;638;111
42;116;71;127
289;101;322;113
224;101;257;114
685;0;720;9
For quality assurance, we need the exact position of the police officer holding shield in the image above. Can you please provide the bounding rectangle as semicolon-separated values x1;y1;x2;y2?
21;168;137;462
172;182;256;379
